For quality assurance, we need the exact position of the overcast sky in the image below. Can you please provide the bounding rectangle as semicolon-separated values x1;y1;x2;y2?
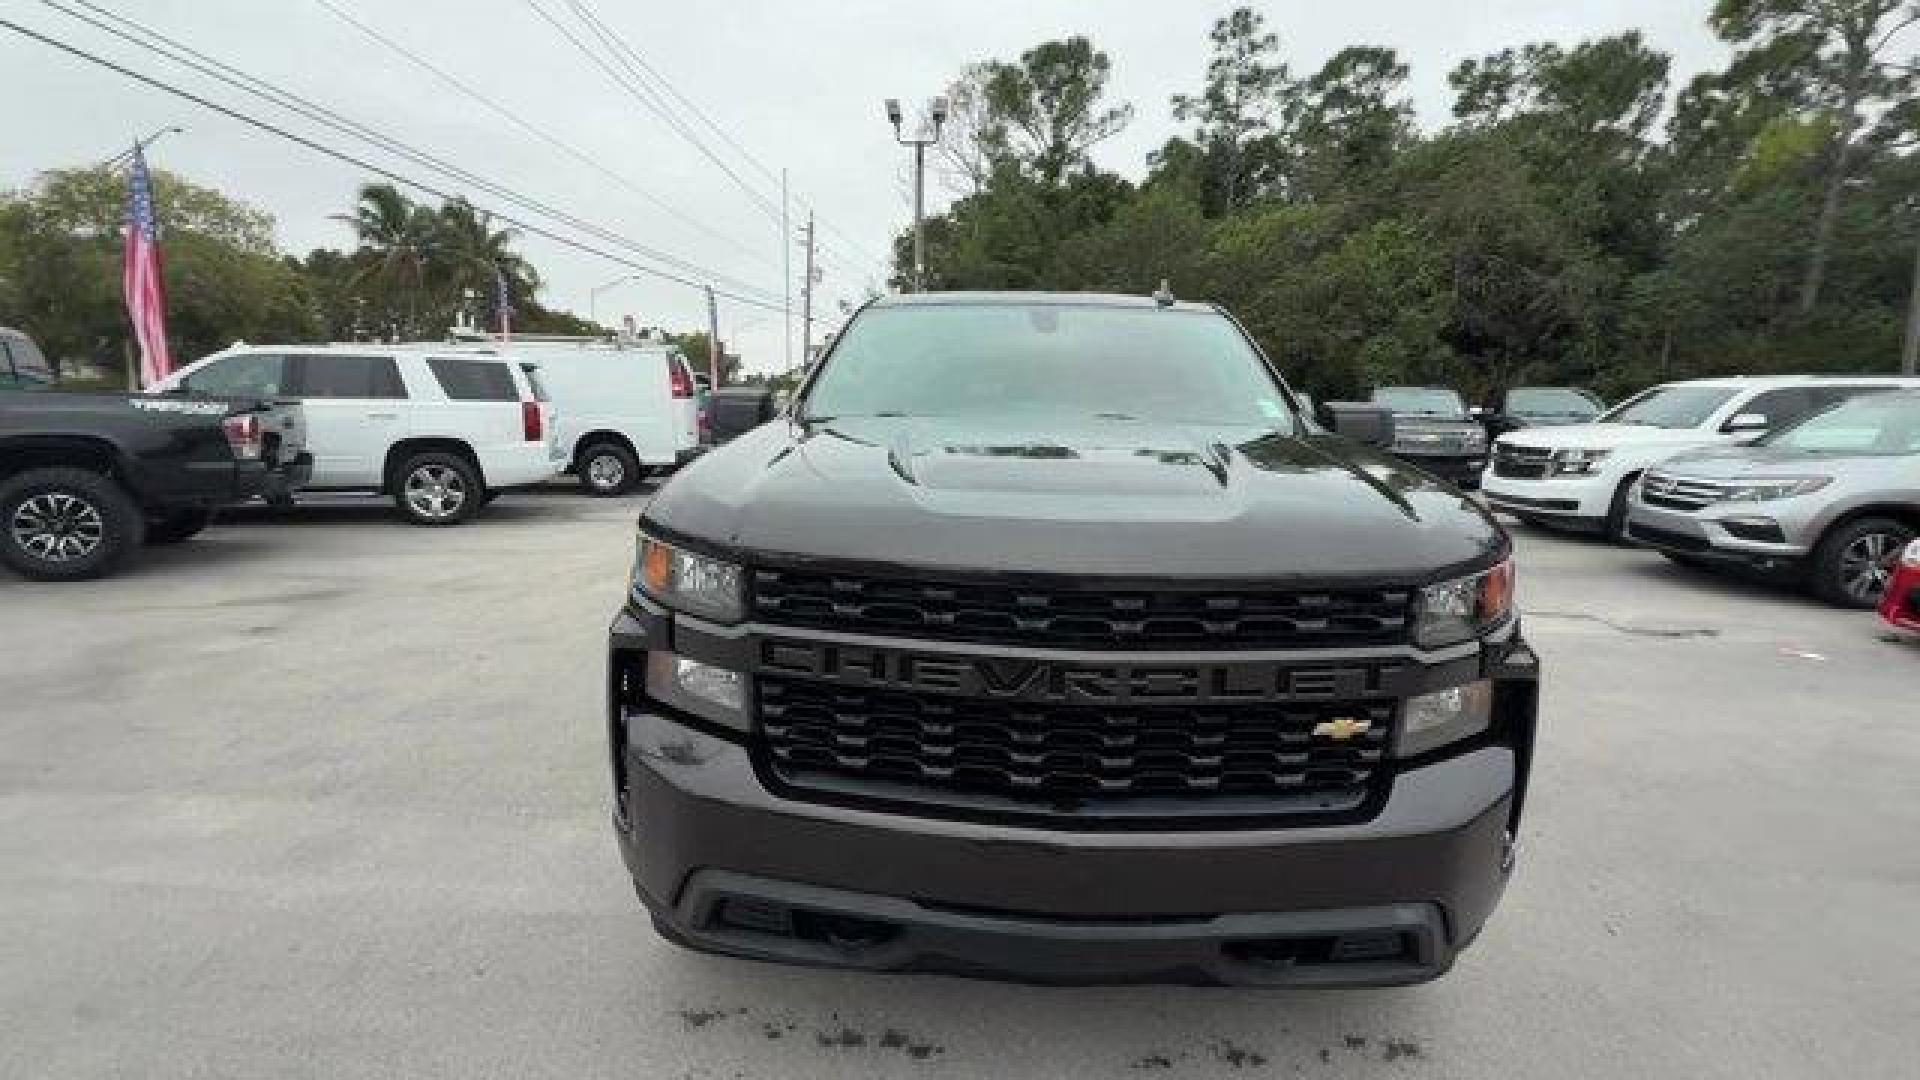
1;1;1730;375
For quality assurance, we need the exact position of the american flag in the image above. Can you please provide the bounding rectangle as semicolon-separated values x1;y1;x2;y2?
494;265;514;342
123;147;172;388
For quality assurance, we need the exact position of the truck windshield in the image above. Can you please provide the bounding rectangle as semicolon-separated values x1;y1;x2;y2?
801;304;1295;427
1372;387;1467;418
1598;385;1737;429
1507;387;1598;417
1763;393;1920;455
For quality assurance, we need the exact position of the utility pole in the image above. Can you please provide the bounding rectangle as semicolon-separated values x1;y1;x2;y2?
781;168;793;375
1904;233;1920;376
800;212;817;364
885;96;948;291
704;285;722;388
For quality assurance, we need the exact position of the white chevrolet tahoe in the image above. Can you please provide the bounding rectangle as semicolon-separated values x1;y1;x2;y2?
1482;375;1920;539
155;345;564;525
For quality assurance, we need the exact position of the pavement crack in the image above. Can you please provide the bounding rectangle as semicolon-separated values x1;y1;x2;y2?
1523;608;1718;639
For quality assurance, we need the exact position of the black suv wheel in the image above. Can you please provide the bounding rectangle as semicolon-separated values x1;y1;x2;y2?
0;468;144;581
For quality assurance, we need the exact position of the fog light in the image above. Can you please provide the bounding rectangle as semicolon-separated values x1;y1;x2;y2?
1398;680;1493;757
646;652;749;733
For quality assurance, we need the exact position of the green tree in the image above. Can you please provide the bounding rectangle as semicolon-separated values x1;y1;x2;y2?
1711;0;1920;313
1171;7;1292;212
982;37;1134;187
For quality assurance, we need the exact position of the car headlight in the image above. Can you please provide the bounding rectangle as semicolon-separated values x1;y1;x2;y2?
645;651;749;732
1398;680;1494;757
1718;477;1832;503
633;530;746;623
1413;558;1515;649
1551;448;1610;475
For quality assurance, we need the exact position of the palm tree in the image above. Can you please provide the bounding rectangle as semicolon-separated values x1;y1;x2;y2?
432;199;536;328
333;183;438;337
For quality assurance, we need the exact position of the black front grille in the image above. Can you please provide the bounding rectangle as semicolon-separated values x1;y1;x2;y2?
1492;444;1551;480
751;569;1411;650
758;675;1393;820
1629;523;1711;552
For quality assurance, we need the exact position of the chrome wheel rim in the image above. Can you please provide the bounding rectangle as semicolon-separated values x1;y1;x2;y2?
587;454;625;490
404;464;467;519
1839;530;1908;602
11;492;105;562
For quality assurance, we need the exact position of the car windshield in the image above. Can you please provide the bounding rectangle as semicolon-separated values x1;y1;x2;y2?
1762;393;1920;455
801;303;1296;427
1372;387;1467;418
1507;387;1598;417
1598;385;1737;429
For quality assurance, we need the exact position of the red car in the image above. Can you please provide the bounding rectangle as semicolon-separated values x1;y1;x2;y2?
1881;539;1920;634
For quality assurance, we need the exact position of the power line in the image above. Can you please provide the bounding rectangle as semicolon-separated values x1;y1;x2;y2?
523;0;783;225
311;0;773;270
40;0;782;305
0;15;786;313
556;1;894;276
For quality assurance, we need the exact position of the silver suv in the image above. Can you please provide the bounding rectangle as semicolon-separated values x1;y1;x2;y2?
1626;390;1920;607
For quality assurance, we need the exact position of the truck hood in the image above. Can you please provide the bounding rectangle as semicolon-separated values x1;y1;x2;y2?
644;417;1506;582
1497;422;1718;451
1653;443;1899;482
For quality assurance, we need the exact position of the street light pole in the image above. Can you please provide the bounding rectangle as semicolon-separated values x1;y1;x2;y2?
886;96;948;291
589;274;637;327
100;125;185;170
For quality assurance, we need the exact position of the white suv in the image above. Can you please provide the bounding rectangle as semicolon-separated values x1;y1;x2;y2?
1483;375;1920;539
154;345;563;525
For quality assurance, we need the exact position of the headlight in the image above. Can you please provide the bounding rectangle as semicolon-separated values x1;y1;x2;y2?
1718;477;1832;503
1551;448;1610;475
633;530;746;623
646;652;749;733
1413;558;1515;649
1398;680;1494;757
1904;539;1920;568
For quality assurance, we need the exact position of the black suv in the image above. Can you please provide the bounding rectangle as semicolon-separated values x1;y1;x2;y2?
1369;385;1490;489
608;293;1538;986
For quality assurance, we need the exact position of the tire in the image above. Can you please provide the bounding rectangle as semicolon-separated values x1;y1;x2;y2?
1809;516;1915;609
392;451;482;527
0;467;144;581
1603;474;1638;544
579;441;640;497
145;506;214;546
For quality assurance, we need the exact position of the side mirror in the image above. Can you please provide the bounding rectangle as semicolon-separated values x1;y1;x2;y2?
1322;402;1396;448
1725;412;1770;434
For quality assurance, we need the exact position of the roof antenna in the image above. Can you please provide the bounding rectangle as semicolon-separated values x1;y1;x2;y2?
1152;279;1176;308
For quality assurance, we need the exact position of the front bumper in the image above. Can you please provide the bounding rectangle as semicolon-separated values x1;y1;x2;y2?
1624;495;1811;565
1877;564;1920;634
606;606;1539;987
1482;470;1613;527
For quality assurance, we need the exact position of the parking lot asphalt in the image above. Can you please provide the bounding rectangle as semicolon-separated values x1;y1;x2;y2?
2;486;1915;1080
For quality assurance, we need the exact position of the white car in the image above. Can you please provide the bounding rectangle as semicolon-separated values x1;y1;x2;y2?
427;335;703;496
154;345;563;525
1482;375;1920;539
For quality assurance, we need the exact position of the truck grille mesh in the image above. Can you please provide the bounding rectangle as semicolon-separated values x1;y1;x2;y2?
750;569;1410;650
759;675;1393;818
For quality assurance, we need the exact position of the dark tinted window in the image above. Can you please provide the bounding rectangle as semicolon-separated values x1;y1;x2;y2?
181;353;286;396
519;364;550;402
804;304;1294;427
2;333;53;388
427;357;518;401
292;354;405;399
1727;388;1821;431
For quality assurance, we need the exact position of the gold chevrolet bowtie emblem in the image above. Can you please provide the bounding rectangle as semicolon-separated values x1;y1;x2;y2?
1313;716;1372;741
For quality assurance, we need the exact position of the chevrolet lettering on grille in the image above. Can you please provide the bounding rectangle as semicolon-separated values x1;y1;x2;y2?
758;639;1391;703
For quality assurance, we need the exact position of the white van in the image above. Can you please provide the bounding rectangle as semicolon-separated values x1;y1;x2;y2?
154;345;563;525
428;334;702;496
